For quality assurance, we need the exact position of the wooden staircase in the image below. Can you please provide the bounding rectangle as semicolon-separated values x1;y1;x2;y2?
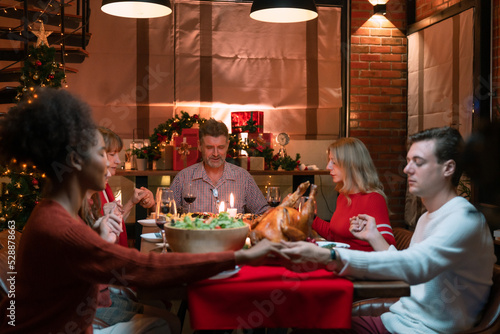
0;0;91;106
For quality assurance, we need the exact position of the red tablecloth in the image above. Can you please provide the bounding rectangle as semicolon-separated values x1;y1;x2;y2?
187;266;354;330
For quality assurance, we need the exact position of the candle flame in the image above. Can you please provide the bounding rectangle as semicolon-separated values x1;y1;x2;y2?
230;193;234;208
219;201;225;213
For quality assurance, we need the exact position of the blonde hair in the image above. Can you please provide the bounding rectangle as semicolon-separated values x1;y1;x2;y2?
329;137;387;205
98;127;123;153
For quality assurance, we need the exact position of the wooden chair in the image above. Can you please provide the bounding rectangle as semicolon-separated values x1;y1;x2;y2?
393;227;413;250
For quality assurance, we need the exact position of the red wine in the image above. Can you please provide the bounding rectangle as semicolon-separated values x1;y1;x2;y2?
184;196;196;204
156;221;165;230
268;201;280;207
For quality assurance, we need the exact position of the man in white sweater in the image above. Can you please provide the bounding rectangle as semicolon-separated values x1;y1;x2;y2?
282;127;496;334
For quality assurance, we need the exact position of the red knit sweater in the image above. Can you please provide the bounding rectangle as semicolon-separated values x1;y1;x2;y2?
312;192;396;251
0;200;235;333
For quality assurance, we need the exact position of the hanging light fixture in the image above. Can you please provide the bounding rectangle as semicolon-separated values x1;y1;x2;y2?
101;0;172;19
250;0;318;23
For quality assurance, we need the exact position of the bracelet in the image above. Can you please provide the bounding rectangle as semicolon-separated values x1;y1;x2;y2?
330;248;336;260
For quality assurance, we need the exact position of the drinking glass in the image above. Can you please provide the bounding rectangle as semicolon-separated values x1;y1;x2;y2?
182;182;196;213
266;187;281;207
155;187;177;253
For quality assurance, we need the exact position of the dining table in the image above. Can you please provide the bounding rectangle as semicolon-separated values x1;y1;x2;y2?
138;235;411;332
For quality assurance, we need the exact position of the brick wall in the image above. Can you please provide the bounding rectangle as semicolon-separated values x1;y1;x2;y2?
415;0;462;22
349;0;408;226
347;0;496;226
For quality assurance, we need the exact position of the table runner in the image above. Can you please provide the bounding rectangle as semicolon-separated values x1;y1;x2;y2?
188;266;353;330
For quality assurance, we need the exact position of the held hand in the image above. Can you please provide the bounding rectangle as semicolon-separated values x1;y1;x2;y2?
234;239;287;267
135;187;155;208
279;241;342;273
349;214;379;242
350;214;391;251
93;214;123;243
103;202;123;220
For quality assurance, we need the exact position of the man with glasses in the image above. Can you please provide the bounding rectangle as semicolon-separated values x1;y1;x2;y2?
171;118;269;215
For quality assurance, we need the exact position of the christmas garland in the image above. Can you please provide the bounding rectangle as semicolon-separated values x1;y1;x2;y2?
149;111;206;149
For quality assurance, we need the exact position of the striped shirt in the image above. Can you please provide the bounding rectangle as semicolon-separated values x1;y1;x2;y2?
171;162;270;215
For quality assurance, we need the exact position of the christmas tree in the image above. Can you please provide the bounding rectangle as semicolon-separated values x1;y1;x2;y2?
0;162;46;230
14;44;66;103
14;23;66;103
0;23;63;230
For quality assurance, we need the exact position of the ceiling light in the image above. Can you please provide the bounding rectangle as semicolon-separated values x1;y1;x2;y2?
101;0;172;19
250;0;318;23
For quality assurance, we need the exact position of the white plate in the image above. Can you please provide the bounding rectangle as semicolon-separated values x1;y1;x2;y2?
138;219;157;227
141;232;163;243
316;241;350;249
209;266;241;280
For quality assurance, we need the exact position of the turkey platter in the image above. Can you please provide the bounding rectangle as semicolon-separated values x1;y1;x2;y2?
249;181;317;244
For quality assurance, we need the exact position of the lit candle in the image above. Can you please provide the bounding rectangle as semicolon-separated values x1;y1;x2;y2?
218;201;225;213
227;193;237;218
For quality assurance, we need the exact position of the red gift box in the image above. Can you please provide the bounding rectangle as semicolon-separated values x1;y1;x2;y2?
173;128;200;171
231;111;264;134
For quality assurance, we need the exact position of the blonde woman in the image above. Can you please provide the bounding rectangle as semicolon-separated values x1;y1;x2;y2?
98;127;155;247
312;137;396;251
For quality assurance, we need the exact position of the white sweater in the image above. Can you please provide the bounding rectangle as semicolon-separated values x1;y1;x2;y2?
337;196;495;334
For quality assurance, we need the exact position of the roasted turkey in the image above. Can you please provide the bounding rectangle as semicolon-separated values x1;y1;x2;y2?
249;181;317;244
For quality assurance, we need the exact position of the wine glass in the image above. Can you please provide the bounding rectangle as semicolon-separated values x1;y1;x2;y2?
266;186;281;207
155;187;177;253
182;182;196;213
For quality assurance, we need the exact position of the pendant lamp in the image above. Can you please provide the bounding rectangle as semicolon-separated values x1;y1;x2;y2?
250;0;318;23
101;0;172;19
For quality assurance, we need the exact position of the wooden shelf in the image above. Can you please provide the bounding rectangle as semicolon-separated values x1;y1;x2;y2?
115;169;330;177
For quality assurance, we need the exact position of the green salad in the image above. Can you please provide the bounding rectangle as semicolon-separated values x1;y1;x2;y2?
169;212;246;230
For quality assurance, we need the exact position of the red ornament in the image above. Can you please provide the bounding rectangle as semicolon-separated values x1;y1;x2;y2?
48;74;54;79
32;179;38;185
35;60;42;66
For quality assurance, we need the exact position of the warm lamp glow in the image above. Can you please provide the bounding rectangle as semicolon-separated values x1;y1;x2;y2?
101;0;172;18
250;0;318;23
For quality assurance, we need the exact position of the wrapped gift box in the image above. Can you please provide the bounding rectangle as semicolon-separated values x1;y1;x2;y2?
231;111;264;134
238;156;265;171
173;129;200;171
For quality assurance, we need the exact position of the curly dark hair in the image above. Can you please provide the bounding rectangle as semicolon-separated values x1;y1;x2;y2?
408;126;464;187
199;118;228;143
0;88;97;181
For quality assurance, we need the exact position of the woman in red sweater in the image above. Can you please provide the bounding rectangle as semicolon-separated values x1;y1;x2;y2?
0;88;283;334
312;138;396;251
